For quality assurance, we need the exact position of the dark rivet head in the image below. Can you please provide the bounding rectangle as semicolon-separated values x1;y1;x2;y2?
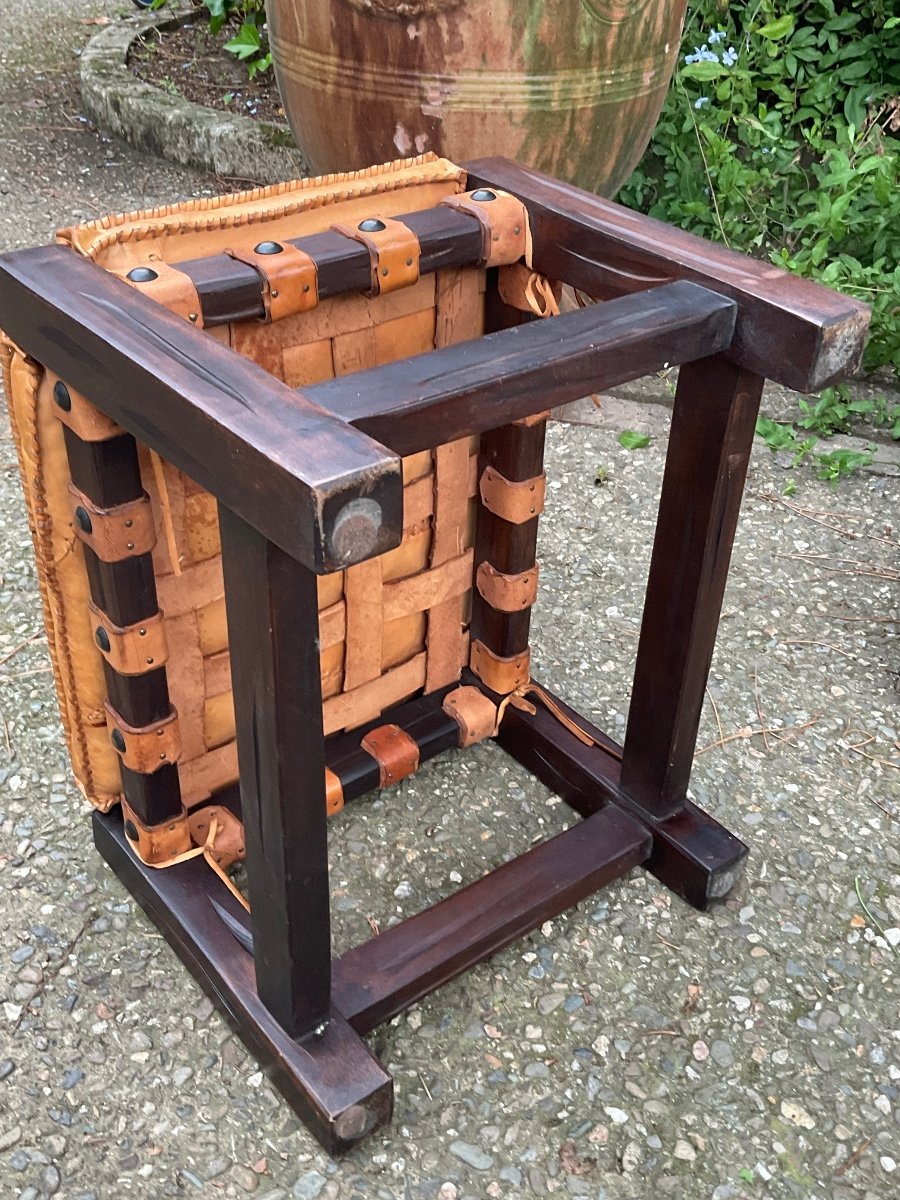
94;627;111;653
126;542;135;551
405;257;413;266
138;628;147;637
124;519;133;528
146;657;154;665
302;284;310;293
188;313;198;323
111;728;126;754
127;266;158;283
254;240;283;255
381;267;389;276
471;189;497;202
74;506;92;535
52;381;72;412
124;819;138;841
358;218;386;232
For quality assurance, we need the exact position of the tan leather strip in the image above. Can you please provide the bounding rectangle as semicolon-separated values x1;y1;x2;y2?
439;190;528;266
383;548;473;622
479;466;546;525
331;216;420;295
156;557;224;619
443;685;499;748
89;603;168;676
117;259;204;326
68;485;157;562
497;263;562;316
178;740;238;809
360;723;420;788
342;557;384;691
47;373;123;442
325;767;344;816
188;804;245;868
469;640;531;694
226;241;318;321
105;702;182;773
476;561;539;613
425;438;472;692
121;800;192;865
150;452;189;577
318;600;347;651
323;652;426;736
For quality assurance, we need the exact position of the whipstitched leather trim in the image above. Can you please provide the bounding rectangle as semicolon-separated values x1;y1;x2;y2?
439;190;528;266
360;723;420;787
187;804;245;868
226;241;318;321
117;259;204;326
443;684;499;747
89;603;168;676
121;800;192;865
331;216;420;295
469;640;531;694
105;703;182;774
476;561;539;613
68;486;157;563
48;374;123;442
478;466;546;525
325;767;344;816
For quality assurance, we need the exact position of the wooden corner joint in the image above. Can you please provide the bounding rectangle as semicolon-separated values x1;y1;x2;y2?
331;216;420;295
479;466;546;524
443;684;499;747
47;373;123;442
105;703;181;774
469;641;531;694
439;189;528;266
226;241;318;321
68;485;156;562
116;259;205;327
359;724;420;788
476;561;539;613
121;801;191;865
89;603;168;676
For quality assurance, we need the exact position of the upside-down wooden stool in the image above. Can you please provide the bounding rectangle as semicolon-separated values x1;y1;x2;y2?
0;155;869;1151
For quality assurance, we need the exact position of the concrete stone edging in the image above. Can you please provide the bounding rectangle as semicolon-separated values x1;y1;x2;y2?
79;5;308;184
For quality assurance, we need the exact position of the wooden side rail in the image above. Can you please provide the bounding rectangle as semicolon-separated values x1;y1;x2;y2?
465;156;871;392
0;245;403;573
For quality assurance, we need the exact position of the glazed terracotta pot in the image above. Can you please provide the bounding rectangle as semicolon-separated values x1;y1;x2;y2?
267;0;687;198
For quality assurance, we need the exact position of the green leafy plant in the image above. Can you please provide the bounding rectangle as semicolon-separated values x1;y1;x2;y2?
621;2;900;376
202;0;272;80
618;430;652;450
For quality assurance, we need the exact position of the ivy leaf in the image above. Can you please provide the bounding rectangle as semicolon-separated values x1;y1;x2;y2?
225;21;263;60
757;14;795;41
618;430;651;450
681;61;728;82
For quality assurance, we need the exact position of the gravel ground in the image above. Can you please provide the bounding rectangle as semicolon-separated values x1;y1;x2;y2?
1;4;898;1198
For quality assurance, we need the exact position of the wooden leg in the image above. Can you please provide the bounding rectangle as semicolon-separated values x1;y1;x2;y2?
620;357;764;821
218;505;331;1039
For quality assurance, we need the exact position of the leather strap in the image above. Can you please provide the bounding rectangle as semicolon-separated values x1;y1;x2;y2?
331;217;420;295
89;603;168;676
49;374;123;442
360;723;420;787
443;685;498;747
121;801;192;865
105;703;182;773
118;259;204;326
226;241;318;321
187;804;245;868
469;641;531;694
440;190;528;266
325;767;344;816
68;485;156;562
476;561;539;613
498;263;562;316
479;466;546;525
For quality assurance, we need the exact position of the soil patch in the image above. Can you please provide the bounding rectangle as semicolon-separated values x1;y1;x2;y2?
128;12;284;126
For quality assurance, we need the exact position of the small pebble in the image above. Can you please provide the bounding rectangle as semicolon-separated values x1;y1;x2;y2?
449;1142;494;1170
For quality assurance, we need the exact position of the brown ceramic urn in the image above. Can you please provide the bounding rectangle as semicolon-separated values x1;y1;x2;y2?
267;0;687;197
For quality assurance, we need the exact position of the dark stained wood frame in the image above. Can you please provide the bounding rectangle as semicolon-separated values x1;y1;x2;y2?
0;159;870;1153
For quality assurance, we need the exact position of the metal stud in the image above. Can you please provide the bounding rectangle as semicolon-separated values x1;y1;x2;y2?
253;240;283;255
52;380;72;412
126;266;159;283
74;506;92;535
359;218;386;232
111;728;126;754
471;189;497;202
95;627;111;653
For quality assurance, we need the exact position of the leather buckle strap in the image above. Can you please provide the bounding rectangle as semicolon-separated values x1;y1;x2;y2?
226;241;318;321
476;561;539;613
105;703;182;773
68;485;156;562
439;189;528;266
331;216;420;295
48;373;123;442
469;641;531;694
479;466;546;524
360;723;420;787
117;259;204;326
89;603;168;676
